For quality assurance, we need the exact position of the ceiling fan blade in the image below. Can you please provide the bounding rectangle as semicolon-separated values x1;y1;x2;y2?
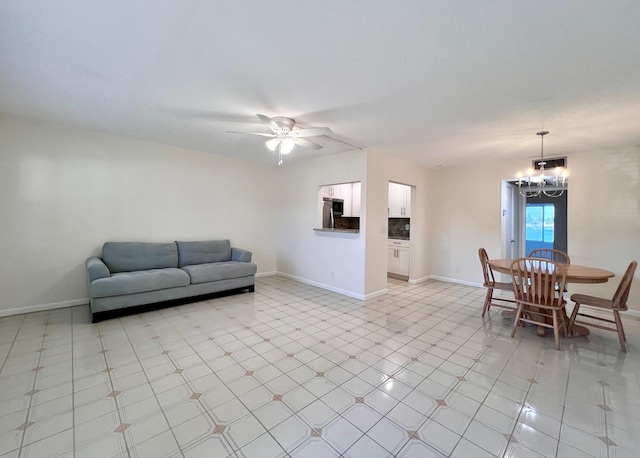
293;127;332;138
296;138;323;150
256;114;279;131
225;131;276;138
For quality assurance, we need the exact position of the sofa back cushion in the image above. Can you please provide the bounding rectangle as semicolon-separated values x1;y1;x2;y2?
176;240;232;267
102;242;179;273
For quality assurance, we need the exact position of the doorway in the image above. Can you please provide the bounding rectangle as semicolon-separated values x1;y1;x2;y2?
502;182;568;258
525;193;567;255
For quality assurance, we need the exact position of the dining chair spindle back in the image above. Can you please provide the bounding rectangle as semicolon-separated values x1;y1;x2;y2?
527;248;570;264
510;258;568;350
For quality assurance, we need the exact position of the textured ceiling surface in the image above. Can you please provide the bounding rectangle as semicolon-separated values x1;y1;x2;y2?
1;1;639;167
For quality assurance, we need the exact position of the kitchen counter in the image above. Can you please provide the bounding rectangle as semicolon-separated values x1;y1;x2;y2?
314;228;360;233
388;236;409;240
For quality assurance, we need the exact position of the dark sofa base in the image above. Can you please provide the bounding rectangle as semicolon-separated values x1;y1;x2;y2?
91;285;254;323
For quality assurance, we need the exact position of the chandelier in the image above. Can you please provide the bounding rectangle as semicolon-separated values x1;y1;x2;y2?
516;131;568;198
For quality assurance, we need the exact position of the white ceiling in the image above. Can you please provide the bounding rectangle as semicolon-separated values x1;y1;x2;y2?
1;1;639;168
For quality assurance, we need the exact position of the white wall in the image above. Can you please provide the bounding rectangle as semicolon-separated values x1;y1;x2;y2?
365;150;432;296
0;115;278;316
275;149;368;298
429;149;640;312
3;114;637;316
566;149;640;306
275;149;433;299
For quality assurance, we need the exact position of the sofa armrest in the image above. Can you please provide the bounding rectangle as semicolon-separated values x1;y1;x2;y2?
231;248;252;263
87;257;111;283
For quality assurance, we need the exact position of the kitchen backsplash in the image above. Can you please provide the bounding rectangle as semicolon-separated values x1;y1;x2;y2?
389;217;410;239
335;216;360;230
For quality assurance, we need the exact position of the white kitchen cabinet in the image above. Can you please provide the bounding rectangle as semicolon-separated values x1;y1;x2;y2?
320;183;361;217
388;182;411;217
319;185;332;198
320;184;347;199
388;240;410;276
351;182;361;217
342;186;352;217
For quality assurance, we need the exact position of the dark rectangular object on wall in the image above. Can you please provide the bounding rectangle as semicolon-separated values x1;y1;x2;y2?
532;156;566;170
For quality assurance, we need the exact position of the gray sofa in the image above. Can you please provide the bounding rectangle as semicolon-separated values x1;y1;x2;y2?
86;240;257;322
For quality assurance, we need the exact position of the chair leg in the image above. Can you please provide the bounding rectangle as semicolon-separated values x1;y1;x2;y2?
613;310;627;352
511;304;525;338
552;310;560;350
560;308;568;338
482;288;493;317
567;302;580;337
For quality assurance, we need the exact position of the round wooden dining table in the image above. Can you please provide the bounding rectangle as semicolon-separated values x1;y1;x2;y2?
486;259;615;336
487;259;615;284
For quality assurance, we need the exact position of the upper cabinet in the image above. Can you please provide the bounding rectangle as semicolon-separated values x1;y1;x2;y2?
320;183;352;199
351;182;361;217
388;182;411;217
319;182;361;217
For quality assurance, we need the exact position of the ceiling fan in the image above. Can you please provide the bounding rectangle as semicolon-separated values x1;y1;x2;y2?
226;114;333;165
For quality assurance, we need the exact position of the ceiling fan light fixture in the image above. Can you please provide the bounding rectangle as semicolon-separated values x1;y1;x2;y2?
265;138;281;151
227;114;336;165
280;138;295;155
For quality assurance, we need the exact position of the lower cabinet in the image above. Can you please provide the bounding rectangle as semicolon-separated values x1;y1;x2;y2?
388;240;410;276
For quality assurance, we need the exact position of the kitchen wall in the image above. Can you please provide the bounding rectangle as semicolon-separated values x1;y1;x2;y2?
275;150;368;298
429;148;640;313
276;149;431;299
0;115;278;316
365;150;432;295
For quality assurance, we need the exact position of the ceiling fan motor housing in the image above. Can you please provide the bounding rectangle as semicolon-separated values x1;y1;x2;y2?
271;117;295;134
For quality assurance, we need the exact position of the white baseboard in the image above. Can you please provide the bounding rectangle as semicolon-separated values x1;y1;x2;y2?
256;271;277;277
623;309;640;320
429;275;484;288
6;274;638;320
276;272;375;300
429;276;640;321
408;275;430;285
363;288;388;300
0;298;89;318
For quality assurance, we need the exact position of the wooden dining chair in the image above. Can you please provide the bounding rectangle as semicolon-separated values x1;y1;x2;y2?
510;258;568;350
528;248;570;295
527;248;570;264
478;248;516;317
568;261;637;352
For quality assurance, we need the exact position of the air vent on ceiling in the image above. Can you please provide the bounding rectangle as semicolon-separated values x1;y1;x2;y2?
532;156;567;170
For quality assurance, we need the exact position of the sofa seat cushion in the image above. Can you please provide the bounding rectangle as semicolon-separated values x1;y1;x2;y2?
182;262;258;285
90;268;190;298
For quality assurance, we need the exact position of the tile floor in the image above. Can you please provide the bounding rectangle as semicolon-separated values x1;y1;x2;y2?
1;276;639;457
